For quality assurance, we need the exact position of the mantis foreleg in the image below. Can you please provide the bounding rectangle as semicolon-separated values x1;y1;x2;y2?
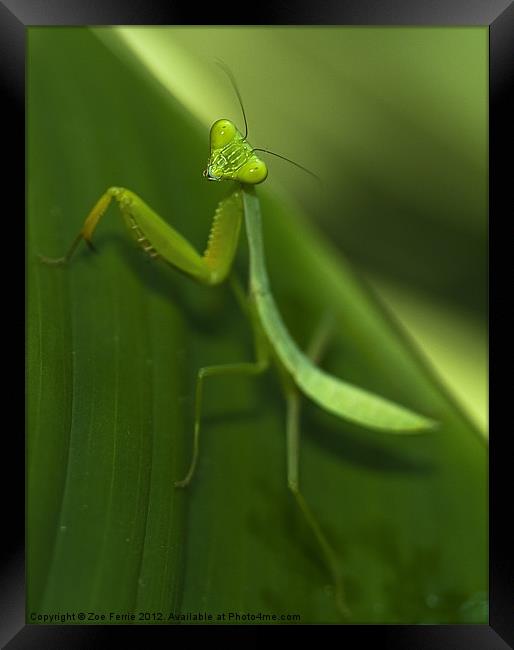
40;186;244;287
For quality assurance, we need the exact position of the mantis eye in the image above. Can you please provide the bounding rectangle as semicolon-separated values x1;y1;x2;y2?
210;119;237;149
236;158;268;185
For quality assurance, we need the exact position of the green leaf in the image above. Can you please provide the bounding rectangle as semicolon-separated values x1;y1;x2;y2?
28;27;487;624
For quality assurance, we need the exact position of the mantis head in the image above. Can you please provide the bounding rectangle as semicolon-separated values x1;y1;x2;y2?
203;119;268;185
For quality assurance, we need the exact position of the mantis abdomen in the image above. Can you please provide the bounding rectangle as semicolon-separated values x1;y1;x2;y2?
242;187;435;433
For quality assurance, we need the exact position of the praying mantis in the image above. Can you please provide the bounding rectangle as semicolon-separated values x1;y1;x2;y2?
40;66;435;617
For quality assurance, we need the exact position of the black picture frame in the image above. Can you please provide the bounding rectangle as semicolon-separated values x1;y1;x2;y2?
5;0;511;647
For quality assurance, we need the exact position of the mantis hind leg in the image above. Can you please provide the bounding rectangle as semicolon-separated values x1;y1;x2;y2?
285;388;349;619
305;309;337;364
284;311;349;617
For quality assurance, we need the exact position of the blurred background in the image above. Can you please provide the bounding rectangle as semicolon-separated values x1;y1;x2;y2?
99;26;488;435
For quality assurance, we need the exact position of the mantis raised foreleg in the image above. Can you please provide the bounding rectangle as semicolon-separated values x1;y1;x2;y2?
39;186;243;288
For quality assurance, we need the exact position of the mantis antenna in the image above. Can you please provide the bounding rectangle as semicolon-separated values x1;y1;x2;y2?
251;148;321;183
216;59;320;183
215;59;248;139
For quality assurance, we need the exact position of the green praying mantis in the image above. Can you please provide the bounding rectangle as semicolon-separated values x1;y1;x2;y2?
40;65;436;617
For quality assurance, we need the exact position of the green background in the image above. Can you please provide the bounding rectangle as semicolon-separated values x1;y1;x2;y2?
27;27;487;623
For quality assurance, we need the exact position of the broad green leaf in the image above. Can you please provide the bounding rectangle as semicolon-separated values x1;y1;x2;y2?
28;27;487;624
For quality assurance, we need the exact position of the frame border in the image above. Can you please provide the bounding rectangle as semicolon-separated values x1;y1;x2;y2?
6;0;511;646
